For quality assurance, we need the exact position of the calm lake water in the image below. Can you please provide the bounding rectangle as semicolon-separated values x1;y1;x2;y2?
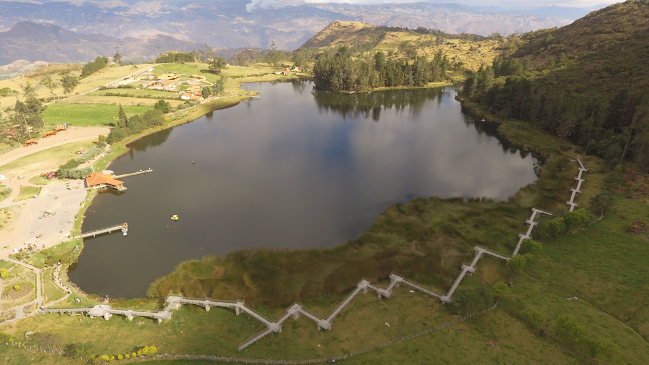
69;82;540;298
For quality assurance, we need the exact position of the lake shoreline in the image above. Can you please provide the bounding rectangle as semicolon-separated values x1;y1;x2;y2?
41;81;565;306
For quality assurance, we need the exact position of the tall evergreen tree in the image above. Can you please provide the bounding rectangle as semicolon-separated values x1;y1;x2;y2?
118;104;128;128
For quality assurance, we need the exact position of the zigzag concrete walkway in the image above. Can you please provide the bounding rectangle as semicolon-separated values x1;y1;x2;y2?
39;160;587;350
40;205;554;350
567;158;587;211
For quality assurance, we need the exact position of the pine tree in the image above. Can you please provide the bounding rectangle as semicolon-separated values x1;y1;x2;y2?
118;104;128;128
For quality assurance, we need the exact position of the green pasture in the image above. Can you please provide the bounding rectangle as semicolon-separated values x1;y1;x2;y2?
0;344;86;365
222;64;282;79
88;88;177;99
0;140;95;177
43;103;152;127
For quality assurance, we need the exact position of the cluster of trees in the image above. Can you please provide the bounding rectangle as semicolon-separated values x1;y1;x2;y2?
59;71;79;95
211;76;226;95
228;46;314;68
0;82;45;145
208;57;227;74
543;208;592;238
466;69;649;170
313;47;450;92
36;68;81;101
507;239;543;274
155;51;196;63
81;56;109;78
106;104;165;143
450;286;495;316
153;99;171;113
465;5;649;172
0;87;14;97
155;45;226;66
555;315;617;358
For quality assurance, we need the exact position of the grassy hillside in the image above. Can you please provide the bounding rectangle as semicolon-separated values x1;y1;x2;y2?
301;21;502;73
465;0;649;171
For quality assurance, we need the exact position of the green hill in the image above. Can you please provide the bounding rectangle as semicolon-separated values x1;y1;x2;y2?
465;0;649;171
301;20;502;73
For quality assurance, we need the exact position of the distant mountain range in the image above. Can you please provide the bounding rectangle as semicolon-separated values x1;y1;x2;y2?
0;0;597;64
0;21;210;65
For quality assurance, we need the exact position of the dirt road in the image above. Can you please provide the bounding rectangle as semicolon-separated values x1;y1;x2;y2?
0;126;110;169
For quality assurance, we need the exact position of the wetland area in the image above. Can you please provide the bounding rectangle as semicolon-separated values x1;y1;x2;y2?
70;81;540;298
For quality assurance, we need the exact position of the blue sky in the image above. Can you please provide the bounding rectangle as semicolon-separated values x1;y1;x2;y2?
241;0;619;14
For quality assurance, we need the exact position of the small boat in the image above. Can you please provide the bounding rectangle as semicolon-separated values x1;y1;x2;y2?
171;215;179;221
481;118;486;122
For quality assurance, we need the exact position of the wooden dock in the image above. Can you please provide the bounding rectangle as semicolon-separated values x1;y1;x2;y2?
74;223;128;239
113;169;152;179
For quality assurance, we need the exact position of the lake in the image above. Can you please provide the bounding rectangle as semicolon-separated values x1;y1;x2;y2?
69;81;540;298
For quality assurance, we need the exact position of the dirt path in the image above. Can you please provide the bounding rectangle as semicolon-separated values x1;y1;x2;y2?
0;126;110;169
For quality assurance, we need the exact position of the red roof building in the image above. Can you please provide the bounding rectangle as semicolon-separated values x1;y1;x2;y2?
86;172;126;191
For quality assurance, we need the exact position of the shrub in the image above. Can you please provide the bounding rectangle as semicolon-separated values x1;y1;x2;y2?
545;217;567;238
524;309;543;325
107;109;164;143
107;127;127;144
81;56;109;78
450;287;494;316
492;281;509;298
508;254;527;273
154;99;171;113
563;208;591;231
519;239;543;255
72;342;94;359
590;191;614;214
555;315;617;357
